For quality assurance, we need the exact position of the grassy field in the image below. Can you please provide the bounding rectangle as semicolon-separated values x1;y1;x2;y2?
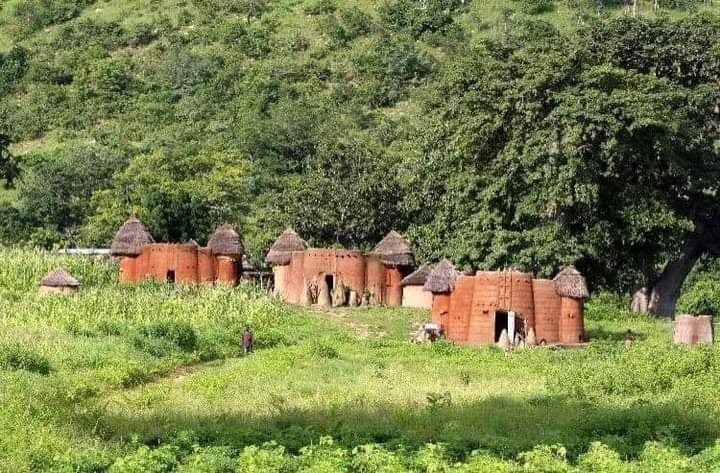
1;249;720;471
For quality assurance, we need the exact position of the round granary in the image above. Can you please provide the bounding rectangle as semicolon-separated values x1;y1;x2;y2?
266;228;307;265
208;223;243;257
111;217;154;257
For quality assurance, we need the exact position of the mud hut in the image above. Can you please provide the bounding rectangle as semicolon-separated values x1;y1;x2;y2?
553;266;588;344
110;217;154;257
39;268;80;295
370;231;415;306
401;263;434;309
424;259;457;329
266;229;308;297
207;224;243;284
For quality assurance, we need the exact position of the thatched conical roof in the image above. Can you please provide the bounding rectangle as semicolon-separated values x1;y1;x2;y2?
208;223;243;257
553;266;589;299
40;268;80;287
265;228;307;265
110;218;154;256
423;259;457;293
401;263;433;287
371;230;415;266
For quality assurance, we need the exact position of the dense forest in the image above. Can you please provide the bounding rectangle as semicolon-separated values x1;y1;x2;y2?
0;0;719;313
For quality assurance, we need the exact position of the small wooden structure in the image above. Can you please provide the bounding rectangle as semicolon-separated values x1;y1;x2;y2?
39;268;80;295
673;314;714;345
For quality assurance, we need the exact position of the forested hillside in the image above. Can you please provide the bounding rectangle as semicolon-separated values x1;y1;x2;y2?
1;0;719;312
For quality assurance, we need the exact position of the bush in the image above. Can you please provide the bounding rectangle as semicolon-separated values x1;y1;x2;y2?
177;446;236;472
379;0;467;39
108;445;179;473
308;341;339;359
514;0;555;15
0;343;52;375
304;0;336;16
142;320;198;352
678;277;720;316
11;0;95;36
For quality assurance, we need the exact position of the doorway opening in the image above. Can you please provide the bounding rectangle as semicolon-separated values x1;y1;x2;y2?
325;274;334;295
166;270;176;284
495;311;509;342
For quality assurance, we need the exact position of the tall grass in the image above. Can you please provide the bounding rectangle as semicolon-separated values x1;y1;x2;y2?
2;249;720;471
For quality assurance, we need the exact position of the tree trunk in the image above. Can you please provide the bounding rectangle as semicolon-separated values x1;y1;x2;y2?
647;236;704;317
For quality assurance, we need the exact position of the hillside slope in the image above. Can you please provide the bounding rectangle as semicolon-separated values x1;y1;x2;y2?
0;0;719;300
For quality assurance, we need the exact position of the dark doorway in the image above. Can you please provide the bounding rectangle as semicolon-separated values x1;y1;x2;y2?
495;311;509;342
166;270;176;284
325;274;334;294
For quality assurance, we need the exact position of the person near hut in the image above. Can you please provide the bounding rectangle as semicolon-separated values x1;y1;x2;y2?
241;326;254;355
624;329;635;348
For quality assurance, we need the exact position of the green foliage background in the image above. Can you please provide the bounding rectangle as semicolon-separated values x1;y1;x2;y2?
0;0;719;293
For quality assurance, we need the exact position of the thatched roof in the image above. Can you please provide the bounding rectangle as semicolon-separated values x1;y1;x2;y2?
208;223;243;256
553;266;589;299
423;259;457;293
40;268;80;287
370;230;415;266
401;263;433;287
110;218;154;256
266;228;307;265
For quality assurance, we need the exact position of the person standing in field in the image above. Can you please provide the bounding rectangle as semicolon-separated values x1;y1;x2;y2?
241;326;254;355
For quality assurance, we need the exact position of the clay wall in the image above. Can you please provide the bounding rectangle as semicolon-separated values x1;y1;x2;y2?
175;244;200;283
216;256;238;284
287;251;306;304
385;266;403;307
198;248;215;283
467;271;498;344
335;250;366;296
273;265;288;297
402;285;433;309
431;293;451;329
447;275;475;342
365;256;386;304
498;271;535;330
559;297;584;344
119;243;240;285
119;257;137;283
532;279;561;344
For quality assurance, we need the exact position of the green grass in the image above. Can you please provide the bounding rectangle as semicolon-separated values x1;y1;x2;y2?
1;249;720;471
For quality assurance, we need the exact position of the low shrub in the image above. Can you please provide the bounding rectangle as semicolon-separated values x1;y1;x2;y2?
142;320;197;352
0;343;51;375
308;341;339;359
678;277;720;316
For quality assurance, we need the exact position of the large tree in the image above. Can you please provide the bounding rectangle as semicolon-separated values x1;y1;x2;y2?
402;16;720;315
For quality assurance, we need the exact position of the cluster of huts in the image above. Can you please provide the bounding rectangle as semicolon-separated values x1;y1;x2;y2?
264;229;588;345
38;219;714;347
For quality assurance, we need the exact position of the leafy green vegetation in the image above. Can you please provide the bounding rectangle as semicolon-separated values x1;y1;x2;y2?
0;0;719;317
1;249;720;471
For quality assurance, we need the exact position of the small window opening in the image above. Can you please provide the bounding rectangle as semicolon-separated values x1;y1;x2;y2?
167;270;176;284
